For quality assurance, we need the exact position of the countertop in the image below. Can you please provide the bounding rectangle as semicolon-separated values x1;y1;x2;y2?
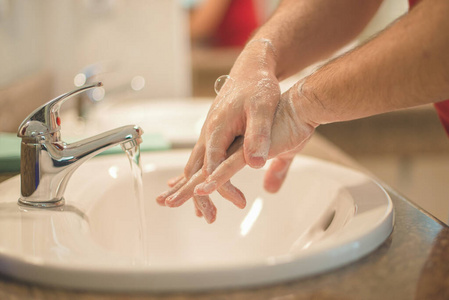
1;134;448;300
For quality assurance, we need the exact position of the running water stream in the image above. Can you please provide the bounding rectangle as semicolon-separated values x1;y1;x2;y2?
123;144;148;264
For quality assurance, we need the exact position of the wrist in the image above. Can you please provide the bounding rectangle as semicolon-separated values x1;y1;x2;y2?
289;78;326;128
246;38;277;58
232;38;279;78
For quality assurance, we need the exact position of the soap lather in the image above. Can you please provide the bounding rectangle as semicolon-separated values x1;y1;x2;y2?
17;82;143;208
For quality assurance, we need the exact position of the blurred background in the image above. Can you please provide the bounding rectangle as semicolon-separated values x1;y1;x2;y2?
0;0;448;223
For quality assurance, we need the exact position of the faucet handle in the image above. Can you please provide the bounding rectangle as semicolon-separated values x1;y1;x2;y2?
17;82;103;139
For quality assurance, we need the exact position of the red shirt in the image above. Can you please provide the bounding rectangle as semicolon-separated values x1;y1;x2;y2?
409;0;449;136
214;0;259;47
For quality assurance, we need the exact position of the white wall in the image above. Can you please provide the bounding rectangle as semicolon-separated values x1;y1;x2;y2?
0;1;45;87
0;0;192;98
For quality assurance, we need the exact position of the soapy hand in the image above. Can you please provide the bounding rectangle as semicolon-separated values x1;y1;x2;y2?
155;39;282;223
194;85;317;195
156;84;318;223
185;39;281;181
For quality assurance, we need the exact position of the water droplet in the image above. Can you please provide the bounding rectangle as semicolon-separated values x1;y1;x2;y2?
214;75;234;96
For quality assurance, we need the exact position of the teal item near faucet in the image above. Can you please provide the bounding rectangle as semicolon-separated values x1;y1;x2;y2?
0;133;19;172
0;132;171;173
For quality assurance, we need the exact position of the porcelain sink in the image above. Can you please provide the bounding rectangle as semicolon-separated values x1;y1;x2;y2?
0;150;393;292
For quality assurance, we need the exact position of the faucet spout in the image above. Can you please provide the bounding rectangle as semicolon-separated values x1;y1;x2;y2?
17;84;143;208
63;125;143;164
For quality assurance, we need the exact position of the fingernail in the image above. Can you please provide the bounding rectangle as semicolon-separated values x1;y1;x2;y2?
234;190;246;209
196;181;217;194
165;192;179;207
156;195;166;206
195;207;203;217
205;213;217;224
249;155;267;168
246;138;269;168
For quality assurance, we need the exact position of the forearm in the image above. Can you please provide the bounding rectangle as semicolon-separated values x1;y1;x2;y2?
298;0;449;125
249;0;383;80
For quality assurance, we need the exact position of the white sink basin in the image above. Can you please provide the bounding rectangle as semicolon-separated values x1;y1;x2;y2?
0;150;393;292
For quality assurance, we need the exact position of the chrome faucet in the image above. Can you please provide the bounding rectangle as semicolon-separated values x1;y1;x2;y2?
17;82;143;208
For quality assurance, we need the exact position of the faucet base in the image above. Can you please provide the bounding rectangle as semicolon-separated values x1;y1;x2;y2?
18;197;65;208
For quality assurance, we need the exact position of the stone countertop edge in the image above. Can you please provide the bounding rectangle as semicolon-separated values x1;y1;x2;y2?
0;134;448;300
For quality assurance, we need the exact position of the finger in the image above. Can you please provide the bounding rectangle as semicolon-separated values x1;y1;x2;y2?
194;148;246;196
165;171;206;207
193;195;217;224
194;202;203;217
184;142;206;179
217;181;246;209
167;174;184;187
156;177;188;206
243;80;279;169
244;111;273;169
203;126;236;176
263;154;295;193
243;123;271;169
